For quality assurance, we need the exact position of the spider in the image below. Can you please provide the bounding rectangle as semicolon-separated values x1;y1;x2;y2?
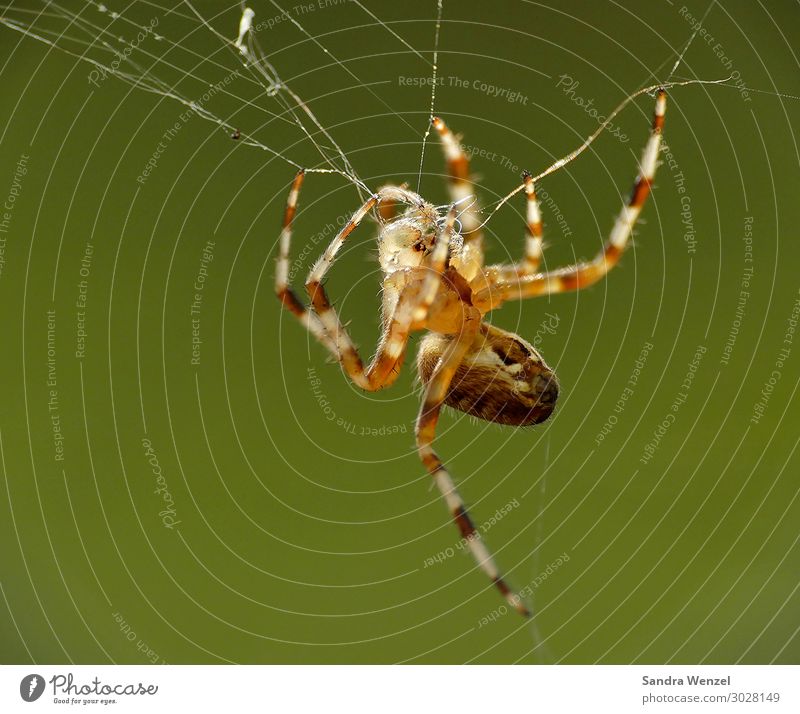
275;89;667;617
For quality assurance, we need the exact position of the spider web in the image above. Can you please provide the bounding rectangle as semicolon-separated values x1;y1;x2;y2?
3;2;793;233
0;0;379;194
4;0;797;663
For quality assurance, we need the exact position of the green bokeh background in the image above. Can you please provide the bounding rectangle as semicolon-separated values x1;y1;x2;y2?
0;0;798;664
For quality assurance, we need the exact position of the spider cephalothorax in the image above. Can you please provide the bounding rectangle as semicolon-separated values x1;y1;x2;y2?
276;90;667;616
377;195;441;270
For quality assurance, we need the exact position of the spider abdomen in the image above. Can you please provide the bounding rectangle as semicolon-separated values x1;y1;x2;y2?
417;324;559;426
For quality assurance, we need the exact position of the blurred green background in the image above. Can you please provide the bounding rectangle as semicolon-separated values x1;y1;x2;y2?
0;0;798;664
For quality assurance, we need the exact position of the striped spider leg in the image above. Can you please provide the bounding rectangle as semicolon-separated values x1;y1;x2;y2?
473;89;668;310
275;88;667;617
275;177;537;615
276;177;451;391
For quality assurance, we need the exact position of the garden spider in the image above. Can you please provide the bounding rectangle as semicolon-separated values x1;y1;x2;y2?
275;89;667;617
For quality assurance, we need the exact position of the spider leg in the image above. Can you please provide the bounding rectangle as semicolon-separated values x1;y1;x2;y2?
416;314;531;617
520;171;545;273
473;89;667;312
432;117;484;268
275;170;339;355
466;171;544;290
375;182;408;222
480;171;545;282
276;172;452;390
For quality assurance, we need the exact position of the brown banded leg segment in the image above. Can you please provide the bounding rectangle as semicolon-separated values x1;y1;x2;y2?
275;170;340;354
473;90;667;312
275;174;403;390
473;171;544;292
482;171;546;284
303;193;378;389
432;116;484;272
376;182;409;222
416;313;530;617
305;187;425;389
276;175;456;391
303;202;454;390
521;171;545;273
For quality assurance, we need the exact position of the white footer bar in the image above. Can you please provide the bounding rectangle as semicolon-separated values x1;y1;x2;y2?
1;665;797;713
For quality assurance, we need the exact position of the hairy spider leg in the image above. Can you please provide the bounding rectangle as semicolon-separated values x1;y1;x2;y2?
473;89;667;311
416;311;531;617
521;171;546;274
275;172;452;391
432;116;485;267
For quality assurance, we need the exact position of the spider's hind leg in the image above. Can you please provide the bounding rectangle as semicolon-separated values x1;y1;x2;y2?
416;317;531;617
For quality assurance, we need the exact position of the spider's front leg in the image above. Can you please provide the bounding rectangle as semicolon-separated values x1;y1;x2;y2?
432;116;485;280
433;117;545;277
474;89;668;310
275;173;453;391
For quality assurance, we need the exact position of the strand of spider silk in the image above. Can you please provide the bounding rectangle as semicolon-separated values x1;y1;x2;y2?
670;76;800;102
249;34;370;199
183;1;361;190
268;0;419;142
47;1;303;140
416;0;444;193
183;1;369;198
241;10;368;197
469;76;733;236
0;12;309;172
350;0;428;63
665;0;716;83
